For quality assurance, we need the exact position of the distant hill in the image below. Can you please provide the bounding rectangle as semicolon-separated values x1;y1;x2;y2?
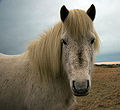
95;61;120;65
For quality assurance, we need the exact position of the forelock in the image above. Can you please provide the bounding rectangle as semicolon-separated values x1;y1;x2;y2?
63;9;93;38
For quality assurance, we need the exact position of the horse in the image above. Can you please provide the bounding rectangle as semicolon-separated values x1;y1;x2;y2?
0;4;100;110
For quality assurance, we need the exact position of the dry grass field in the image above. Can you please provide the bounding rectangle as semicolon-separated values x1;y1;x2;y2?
74;65;120;110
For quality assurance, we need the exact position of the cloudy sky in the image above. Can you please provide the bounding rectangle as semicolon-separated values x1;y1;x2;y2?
0;0;120;62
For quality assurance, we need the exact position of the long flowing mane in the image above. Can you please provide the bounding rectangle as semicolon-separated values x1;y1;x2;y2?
27;9;100;80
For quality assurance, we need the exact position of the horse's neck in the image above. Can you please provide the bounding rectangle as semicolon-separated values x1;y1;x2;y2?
48;74;73;106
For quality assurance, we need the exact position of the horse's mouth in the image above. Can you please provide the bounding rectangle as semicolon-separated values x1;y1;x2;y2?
72;87;89;96
73;91;89;96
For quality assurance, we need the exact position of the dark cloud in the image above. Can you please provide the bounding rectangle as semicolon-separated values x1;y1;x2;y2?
0;0;120;62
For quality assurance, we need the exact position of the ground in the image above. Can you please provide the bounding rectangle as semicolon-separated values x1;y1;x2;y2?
74;65;120;110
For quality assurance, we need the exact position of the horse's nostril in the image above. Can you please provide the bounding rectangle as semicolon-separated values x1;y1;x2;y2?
87;80;89;89
72;80;76;90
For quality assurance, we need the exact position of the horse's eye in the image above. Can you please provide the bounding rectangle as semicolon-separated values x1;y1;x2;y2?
61;39;67;45
91;38;95;44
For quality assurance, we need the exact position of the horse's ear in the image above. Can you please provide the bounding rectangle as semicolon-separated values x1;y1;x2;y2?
60;5;69;22
86;4;96;21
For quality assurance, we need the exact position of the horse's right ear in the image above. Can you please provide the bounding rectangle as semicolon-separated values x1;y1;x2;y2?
60;5;69;22
86;4;96;21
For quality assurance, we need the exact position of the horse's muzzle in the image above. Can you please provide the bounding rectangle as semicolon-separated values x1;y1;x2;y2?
72;80;90;96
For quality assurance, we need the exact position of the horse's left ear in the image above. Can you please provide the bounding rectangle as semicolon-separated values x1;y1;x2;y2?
60;5;69;22
86;4;96;21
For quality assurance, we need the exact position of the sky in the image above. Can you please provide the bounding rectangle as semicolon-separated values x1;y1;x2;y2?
0;0;120;62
